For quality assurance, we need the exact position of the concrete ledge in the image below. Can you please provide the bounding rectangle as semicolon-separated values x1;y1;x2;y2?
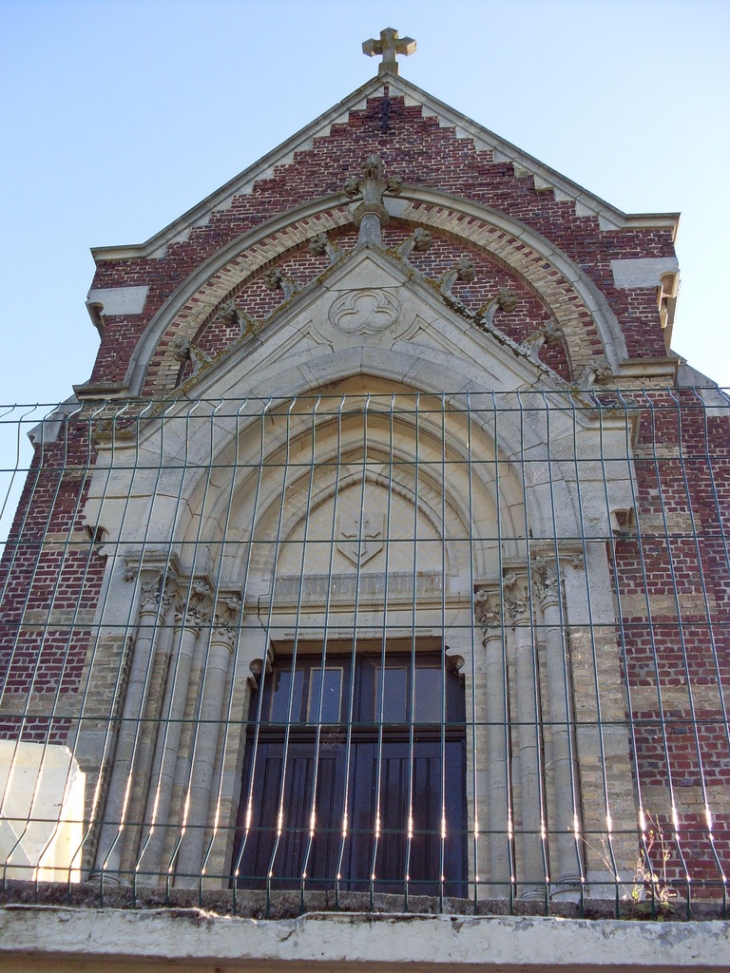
0;905;728;972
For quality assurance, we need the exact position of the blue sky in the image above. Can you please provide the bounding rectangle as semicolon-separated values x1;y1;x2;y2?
0;0;728;407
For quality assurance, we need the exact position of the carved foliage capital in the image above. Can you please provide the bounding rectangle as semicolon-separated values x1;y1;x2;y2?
474;588;503;645
502;571;529;626
176;579;213;632
212;595;243;648
532;553;561;610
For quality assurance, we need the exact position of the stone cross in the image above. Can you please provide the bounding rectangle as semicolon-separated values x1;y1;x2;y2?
362;27;416;76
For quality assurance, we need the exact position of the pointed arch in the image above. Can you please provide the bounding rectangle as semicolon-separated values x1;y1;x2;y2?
119;190;628;398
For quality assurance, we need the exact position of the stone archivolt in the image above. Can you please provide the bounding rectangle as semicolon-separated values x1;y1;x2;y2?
136;188;622;398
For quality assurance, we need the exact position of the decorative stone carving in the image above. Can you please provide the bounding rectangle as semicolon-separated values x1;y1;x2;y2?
248;645;274;690
309;232;343;265
478;288;518;329
168;335;212;375
577;357;613;389
170;336;191;362
502;571;529;626
532;553;561;610
212;595;243;646
474;589;503;645
336;513;384;566
344;154;402;243
362;27;416;76
438;257;476;304
139;579;161;611
396;227;432;267
160;579;180;618
123;566;164;612
215;300;259;337
264;268;298;301
175;579;213;631
474;588;501;625
328;289;400;335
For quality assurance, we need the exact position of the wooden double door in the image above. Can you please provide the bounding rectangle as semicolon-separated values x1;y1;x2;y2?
234;652;466;896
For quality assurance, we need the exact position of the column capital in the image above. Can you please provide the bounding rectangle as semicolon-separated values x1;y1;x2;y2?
502;571;530;626
211;595;243;650
474;588;503;644
532;553;562;610
175;579;213;633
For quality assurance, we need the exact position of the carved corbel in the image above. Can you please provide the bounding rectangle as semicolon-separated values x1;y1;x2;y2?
521;319;565;360
264;267;299;301
169;335;212;375
437;257;477;313
309;231;344;265
477;288;518;330
576;357;614;390
216;300;260;337
396;227;432;267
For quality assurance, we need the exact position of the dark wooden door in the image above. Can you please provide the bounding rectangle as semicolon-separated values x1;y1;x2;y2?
234;653;466;896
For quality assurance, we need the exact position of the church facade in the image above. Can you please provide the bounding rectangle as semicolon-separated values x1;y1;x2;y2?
0;28;728;969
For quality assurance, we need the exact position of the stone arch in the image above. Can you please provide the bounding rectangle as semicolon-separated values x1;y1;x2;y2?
123;191;627;397
132;377;596;589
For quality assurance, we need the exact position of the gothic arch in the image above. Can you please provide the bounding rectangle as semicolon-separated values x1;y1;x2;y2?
122;190;627;398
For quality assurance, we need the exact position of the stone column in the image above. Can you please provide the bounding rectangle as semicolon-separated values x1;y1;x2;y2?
94;567;163;880
504;572;545;898
474;589;511;897
136;581;210;883
533;555;583;894
119;578;179;876
175;596;241;888
561;546;637;895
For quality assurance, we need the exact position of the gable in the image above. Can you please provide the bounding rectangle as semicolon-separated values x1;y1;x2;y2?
79;75;680;402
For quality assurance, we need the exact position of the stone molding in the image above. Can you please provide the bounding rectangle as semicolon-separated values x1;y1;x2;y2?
97;186;633;400
88;74;678;269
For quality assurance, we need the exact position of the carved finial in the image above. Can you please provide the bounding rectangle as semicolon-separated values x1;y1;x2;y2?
344;154;403;245
362;27;416;76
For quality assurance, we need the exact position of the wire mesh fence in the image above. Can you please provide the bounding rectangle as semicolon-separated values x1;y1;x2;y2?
0;389;728;917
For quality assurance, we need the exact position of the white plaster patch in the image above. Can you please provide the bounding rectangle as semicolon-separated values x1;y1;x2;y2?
87;285;149;316
611;257;680;288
